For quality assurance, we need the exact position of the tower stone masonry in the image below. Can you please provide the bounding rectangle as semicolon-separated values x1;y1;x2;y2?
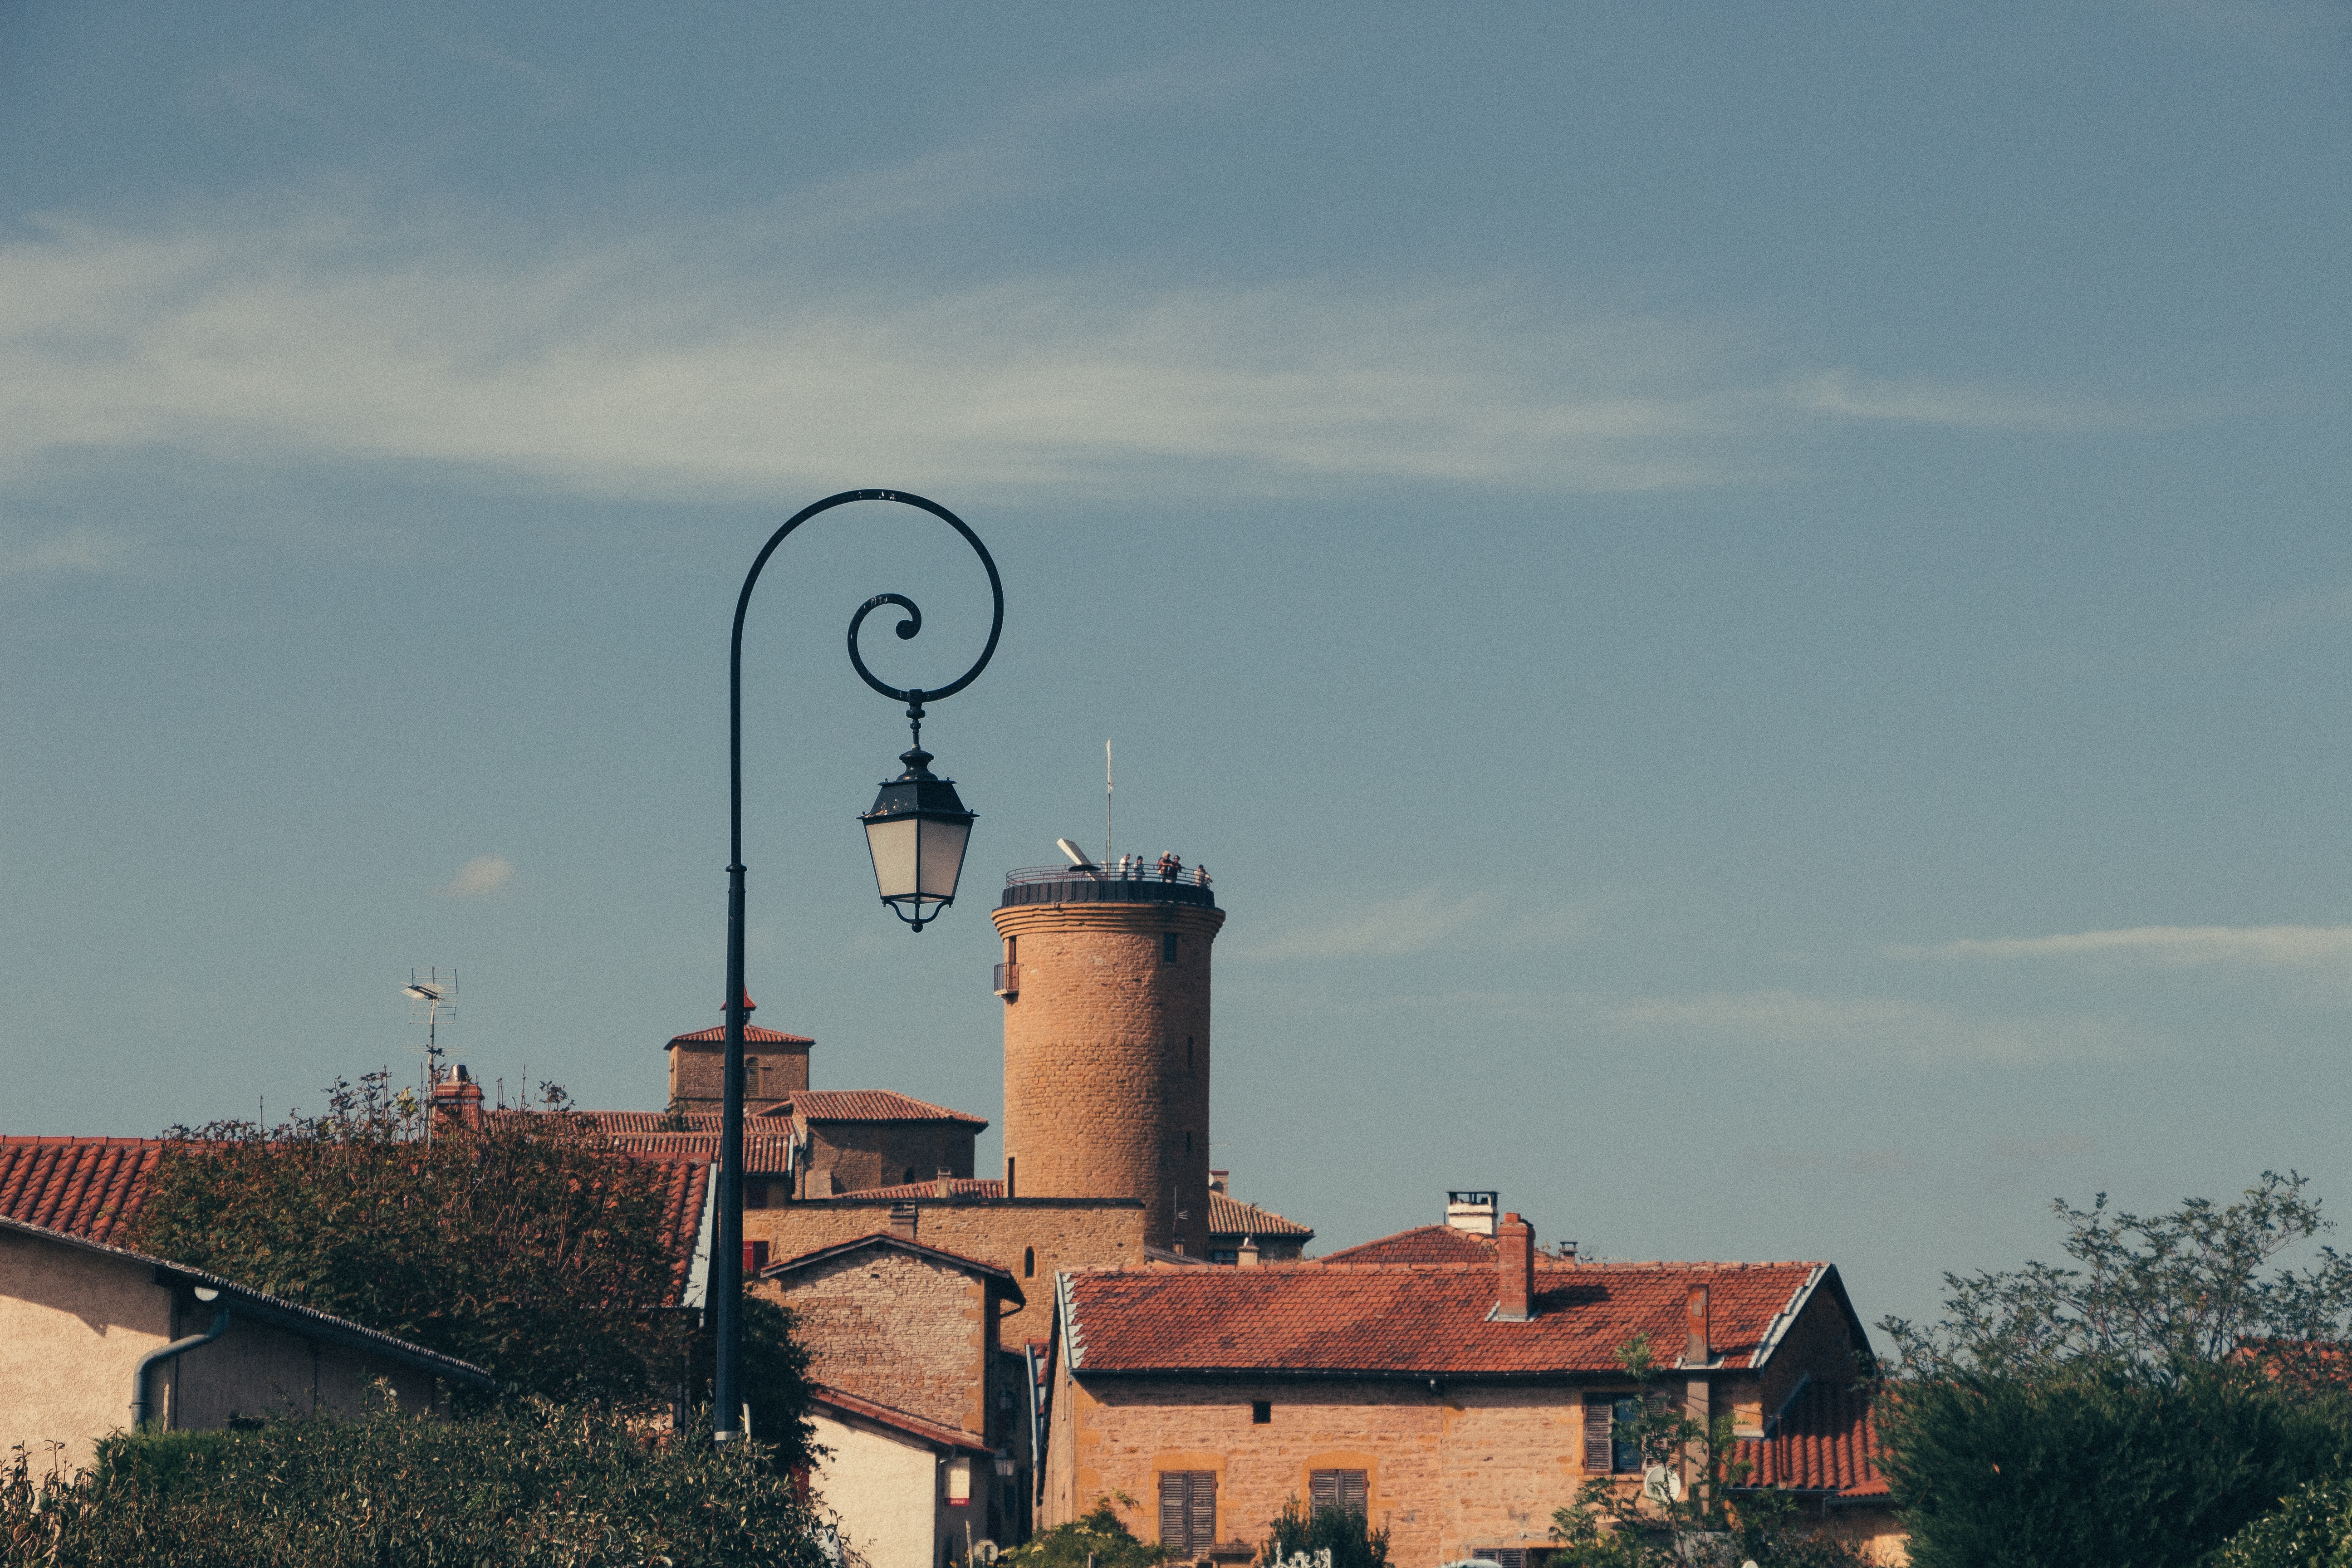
992;867;1224;1256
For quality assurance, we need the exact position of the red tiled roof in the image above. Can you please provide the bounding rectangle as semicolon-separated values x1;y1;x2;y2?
656;1157;711;1305
476;1113;797;1175
0;1137;162;1245
562;1111;726;1134
1208;1190;1313;1241
782;1091;986;1127
811;1384;993;1455
1737;1382;1887;1498
1318;1224;1496;1264
843;1177;1007;1200
667;1024;813;1045
764;1230;1023;1302
1061;1260;1837;1377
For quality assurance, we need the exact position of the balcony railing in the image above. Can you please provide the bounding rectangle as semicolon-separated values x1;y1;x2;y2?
1000;863;1218;910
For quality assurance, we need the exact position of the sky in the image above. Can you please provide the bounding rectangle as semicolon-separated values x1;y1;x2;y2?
5;1;2350;1338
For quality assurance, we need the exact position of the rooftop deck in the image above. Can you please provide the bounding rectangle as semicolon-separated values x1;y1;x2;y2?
1000;864;1219;910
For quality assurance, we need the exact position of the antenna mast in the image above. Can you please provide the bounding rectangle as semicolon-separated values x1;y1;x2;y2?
1105;740;1114;867
403;967;458;1140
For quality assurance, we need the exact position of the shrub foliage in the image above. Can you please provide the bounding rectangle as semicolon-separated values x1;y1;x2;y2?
1257;1494;1392;1568
1877;1362;2352;1568
0;1399;830;1568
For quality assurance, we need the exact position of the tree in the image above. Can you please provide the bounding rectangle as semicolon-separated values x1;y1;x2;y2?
132;1073;813;1465
1879;1171;2352;1379
1000;1494;1170;1568
2209;1475;2352;1568
1548;1335;1870;1568
1257;1493;1391;1568
1877;1361;2352;1568
2;1395;831;1568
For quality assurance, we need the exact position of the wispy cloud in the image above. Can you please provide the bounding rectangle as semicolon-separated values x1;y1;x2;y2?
442;854;513;897
1894;924;2352;969
1786;370;2171;432
0;527;127;578
1606;988;2126;1063
1246;887;1503;961
0;201;2160;506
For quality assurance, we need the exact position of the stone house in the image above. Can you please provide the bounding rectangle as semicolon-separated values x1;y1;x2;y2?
1037;1210;1891;1565
756;1232;1030;1568
1206;1172;1313;1264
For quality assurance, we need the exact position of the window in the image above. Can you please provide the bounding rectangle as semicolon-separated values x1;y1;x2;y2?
1210;1249;1240;1265
1251;1400;1271;1424
742;1240;769;1274
1162;932;1179;963
1158;1471;1216;1552
1584;1393;1643;1473
1186;1036;1194;1074
745;1180;770;1210
1023;1247;1035;1278
1488;1551;1530;1568
1185;1131;1193;1153
904;1167;919;1183
1308;1469;1367;1516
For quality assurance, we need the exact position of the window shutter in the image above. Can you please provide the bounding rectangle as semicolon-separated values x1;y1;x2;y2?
1341;1470;1367;1513
1493;1551;1528;1568
1160;1473;1187;1546
1310;1470;1338;1512
1584;1397;1614;1471
1187;1472;1216;1549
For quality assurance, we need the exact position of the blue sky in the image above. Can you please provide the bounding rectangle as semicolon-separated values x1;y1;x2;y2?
5;2;2349;1334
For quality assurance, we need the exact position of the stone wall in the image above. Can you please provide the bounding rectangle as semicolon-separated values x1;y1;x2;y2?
746;1196;1146;1342
766;1248;992;1437
666;1037;809;1115
801;1122;977;1197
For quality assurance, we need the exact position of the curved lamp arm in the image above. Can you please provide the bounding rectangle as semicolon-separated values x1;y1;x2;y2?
714;489;1002;1444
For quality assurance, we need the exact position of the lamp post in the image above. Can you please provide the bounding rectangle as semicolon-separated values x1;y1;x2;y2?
717;489;1002;1444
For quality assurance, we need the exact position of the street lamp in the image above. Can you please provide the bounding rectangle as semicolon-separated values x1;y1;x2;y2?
716;489;1002;1444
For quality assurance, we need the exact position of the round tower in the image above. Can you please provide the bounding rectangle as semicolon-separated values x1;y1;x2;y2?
992;861;1224;1256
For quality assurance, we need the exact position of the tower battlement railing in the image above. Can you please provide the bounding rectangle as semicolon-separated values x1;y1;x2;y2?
1000;865;1218;911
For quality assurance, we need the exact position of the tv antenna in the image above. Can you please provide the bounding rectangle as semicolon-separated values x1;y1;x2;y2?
1104;739;1113;867
403;966;458;1083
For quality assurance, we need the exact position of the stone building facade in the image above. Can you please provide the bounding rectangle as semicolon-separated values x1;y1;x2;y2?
1039;1210;1891;1564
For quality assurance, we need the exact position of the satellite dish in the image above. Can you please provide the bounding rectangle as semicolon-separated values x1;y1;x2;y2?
1642;1464;1683;1504
1055;838;1097;869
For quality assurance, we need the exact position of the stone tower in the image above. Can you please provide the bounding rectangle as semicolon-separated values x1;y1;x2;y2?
991;861;1224;1255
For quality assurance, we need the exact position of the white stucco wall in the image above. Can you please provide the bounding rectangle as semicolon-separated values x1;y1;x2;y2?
811;1411;943;1568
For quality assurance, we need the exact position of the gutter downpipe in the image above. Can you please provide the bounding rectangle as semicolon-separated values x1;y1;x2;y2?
130;1301;232;1431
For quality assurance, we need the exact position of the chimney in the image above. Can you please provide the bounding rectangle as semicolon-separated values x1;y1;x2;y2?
1686;1283;1711;1365
935;1166;953;1199
1447;1190;1498;1236
1209;1169;1230;1194
1494;1211;1534;1322
888;1201;919;1241
1237;1236;1260;1268
431;1065;484;1131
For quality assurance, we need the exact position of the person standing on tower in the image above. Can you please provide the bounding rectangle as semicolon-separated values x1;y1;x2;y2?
1158;852;1181;882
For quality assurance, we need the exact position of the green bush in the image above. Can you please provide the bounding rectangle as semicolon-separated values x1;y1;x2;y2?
1257;1494;1391;1568
1878;1363;2352;1568
999;1494;1170;1568
0;1398;829;1568
2210;1475;2352;1568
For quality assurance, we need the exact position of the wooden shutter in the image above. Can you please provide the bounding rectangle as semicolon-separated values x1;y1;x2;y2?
1493;1551;1528;1568
1309;1470;1367;1514
1584;1396;1614;1472
1160;1472;1215;1552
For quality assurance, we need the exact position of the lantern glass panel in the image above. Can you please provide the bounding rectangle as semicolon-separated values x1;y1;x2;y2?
863;815;921;902
917;816;971;903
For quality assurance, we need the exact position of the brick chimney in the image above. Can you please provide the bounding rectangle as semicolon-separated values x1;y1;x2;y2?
889;1201;919;1241
1494;1211;1534;1322
431;1065;484;1131
1685;1283;1711;1365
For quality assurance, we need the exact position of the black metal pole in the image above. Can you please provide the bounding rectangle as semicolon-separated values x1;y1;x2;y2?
715;489;1003;1445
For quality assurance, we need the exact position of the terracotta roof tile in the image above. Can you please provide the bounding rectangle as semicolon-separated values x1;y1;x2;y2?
1318;1225;1496;1264
783;1091;986;1127
844;1177;1007;1199
810;1384;993;1455
0;1137;162;1245
1208;1190;1313;1241
667;1024;813;1045
1736;1382;1886;1497
1062;1260;1834;1377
